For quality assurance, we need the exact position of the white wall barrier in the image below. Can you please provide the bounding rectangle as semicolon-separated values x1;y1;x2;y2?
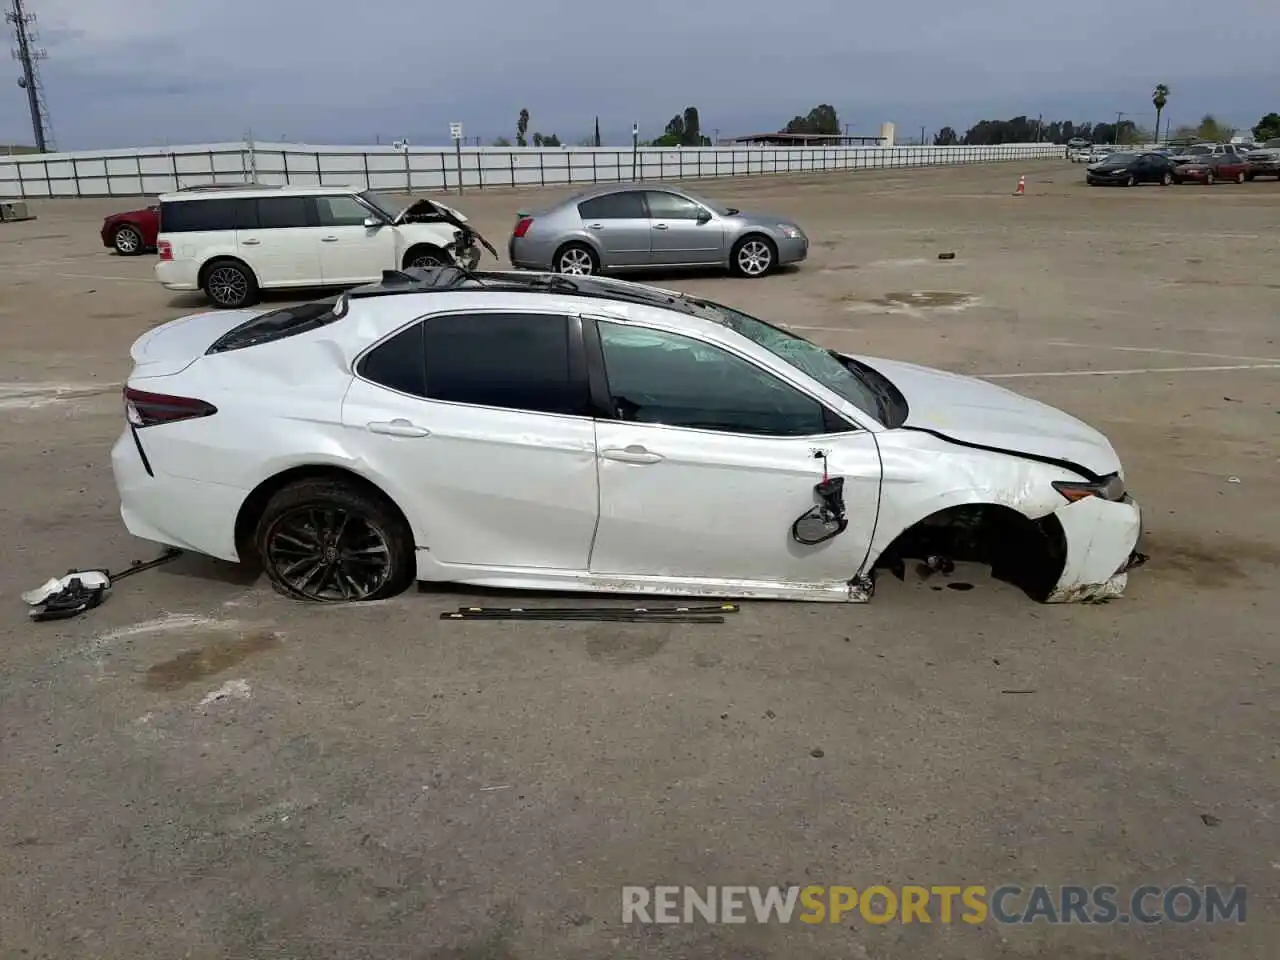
0;141;1065;199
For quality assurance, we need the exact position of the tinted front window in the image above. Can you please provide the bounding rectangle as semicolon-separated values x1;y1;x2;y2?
645;192;705;220
359;321;427;396
597;321;829;437
159;197;254;233
577;191;647;220
423;312;587;416
688;302;891;424
316;195;372;227
257;196;312;229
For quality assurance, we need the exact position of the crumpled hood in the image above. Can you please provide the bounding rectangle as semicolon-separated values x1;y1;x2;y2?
850;354;1122;477
394;199;468;225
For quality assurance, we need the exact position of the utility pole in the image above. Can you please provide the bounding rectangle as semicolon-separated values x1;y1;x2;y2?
1114;111;1126;145
6;0;54;152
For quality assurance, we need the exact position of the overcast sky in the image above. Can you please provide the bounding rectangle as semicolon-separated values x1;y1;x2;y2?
3;0;1277;150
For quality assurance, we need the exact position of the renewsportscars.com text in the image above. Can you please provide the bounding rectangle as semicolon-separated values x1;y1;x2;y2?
622;884;1247;925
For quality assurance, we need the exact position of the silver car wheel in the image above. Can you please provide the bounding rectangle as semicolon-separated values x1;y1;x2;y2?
558;247;595;275
114;226;141;254
737;239;773;277
208;266;248;306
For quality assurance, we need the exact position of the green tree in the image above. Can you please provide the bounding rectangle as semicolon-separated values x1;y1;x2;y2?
933;126;958;146
1195;114;1233;142
492;136;512;146
650;107;712;146
783;104;839;135
1252;112;1280;141
1152;84;1169;141
594;116;601;147
531;132;560;147
516;109;529;147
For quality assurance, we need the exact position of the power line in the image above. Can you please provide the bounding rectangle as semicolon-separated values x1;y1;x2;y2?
6;0;55;152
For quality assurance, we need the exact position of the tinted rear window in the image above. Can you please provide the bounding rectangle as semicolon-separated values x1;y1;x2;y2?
257;196;313;229
578;191;647;220
358;321;427;396
160;197;256;233
423;312;587;416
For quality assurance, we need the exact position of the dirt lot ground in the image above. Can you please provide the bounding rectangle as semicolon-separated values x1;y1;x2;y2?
1;161;1277;959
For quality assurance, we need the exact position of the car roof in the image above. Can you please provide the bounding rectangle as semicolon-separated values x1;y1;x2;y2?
338;267;758;351
560;182;706;204
157;183;369;202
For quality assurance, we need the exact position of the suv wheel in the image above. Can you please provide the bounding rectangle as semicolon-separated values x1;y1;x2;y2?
202;260;258;309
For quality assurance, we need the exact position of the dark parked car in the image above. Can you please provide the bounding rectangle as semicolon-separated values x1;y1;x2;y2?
1172;153;1250;185
100;203;159;255
1085;151;1178;186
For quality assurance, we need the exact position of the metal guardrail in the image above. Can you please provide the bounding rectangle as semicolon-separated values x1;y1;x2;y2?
0;141;1065;199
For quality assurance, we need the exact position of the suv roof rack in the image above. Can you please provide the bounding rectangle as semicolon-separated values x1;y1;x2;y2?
345;266;702;316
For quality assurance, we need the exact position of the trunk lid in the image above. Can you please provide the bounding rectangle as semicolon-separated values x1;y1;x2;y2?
129;309;264;378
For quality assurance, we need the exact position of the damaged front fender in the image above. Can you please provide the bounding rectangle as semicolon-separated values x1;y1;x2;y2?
1045;494;1143;603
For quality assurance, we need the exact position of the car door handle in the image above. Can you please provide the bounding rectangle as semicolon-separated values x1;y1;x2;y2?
652;223;669;230
240;238;261;245
600;445;663;464
367;419;430;438
321;236;339;242
587;223;604;230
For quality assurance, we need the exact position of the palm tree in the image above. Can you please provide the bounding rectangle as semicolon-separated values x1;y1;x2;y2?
1152;84;1170;143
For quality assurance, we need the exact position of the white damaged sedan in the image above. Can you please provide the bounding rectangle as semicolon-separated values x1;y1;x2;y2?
112;268;1144;604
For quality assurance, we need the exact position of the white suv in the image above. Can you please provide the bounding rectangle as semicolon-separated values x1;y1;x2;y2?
154;184;469;308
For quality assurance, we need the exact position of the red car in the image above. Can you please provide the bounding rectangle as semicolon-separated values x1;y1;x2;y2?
1171;150;1251;185
100;203;159;255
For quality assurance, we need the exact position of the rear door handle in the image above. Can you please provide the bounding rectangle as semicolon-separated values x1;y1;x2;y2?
240;238;261;245
587;223;604;230
653;223;669;230
367;419;430;438
600;445;663;464
321;236;339;242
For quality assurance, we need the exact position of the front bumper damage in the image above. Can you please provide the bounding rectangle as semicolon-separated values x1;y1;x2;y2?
1045;493;1144;603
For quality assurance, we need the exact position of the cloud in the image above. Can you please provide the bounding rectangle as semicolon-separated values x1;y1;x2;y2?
2;0;1277;149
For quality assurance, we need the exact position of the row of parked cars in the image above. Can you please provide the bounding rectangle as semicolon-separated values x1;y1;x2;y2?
1078;139;1280;187
99;182;810;309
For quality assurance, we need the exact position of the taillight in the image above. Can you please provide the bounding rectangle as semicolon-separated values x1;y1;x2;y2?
158;240;173;261
512;217;533;239
123;386;217;427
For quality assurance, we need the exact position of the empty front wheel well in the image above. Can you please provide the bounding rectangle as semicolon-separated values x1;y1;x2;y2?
872;503;1067;601
234;465;414;562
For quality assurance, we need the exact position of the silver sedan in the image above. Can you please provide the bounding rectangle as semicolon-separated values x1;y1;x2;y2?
507;184;809;278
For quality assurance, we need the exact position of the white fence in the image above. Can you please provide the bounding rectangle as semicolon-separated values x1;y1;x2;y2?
0;140;1065;199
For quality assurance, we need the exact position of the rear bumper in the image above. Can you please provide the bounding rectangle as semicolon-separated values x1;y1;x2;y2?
155;259;199;291
111;429;245;562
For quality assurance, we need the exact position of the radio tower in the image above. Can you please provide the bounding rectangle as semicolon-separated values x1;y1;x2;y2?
6;0;55;152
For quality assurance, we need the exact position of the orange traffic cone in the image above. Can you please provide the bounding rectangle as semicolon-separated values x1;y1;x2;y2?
1014;175;1026;196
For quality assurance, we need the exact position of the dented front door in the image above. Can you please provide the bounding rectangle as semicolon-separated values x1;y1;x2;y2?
589;423;880;583
585;319;881;583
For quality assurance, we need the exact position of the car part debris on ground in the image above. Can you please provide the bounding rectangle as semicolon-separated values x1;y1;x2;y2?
441;602;739;624
22;548;183;622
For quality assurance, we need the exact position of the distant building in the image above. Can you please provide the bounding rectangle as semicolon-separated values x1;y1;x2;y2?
724;132;885;147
